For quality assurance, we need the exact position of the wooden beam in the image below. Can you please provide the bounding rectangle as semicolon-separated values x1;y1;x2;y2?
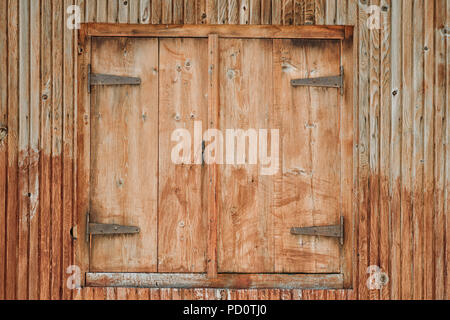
82;23;349;39
86;273;344;289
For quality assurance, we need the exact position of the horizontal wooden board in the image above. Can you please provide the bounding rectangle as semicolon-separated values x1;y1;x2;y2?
86;273;344;289
83;23;349;39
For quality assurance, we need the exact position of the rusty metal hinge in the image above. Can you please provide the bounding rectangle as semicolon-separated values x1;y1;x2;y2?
290;216;344;245
88;64;141;93
86;212;140;242
291;66;344;96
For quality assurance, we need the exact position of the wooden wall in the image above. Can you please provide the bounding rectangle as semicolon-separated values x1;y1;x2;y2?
0;0;448;300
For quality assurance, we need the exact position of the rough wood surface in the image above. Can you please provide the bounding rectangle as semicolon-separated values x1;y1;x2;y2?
0;0;448;300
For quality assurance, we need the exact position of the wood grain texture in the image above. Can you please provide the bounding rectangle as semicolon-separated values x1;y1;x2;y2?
158;38;208;272
0;0;447;300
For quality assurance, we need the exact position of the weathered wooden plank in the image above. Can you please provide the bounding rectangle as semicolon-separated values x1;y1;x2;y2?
129;0;140;23
304;0;315;24
87;273;344;289
173;0;184;24
39;0;54;300
62;0;75;301
325;0;336;25
26;0;41;289
379;0;391;300
151;0;161;24
5;0;19;301
17;0;30;300
249;0;261;24
445;0;449;301
228;0;239;24
107;0;118;23
86;0;96;23
314;0;325;25
422;0;434;301
400;0;413;300
158;38;208;272
196;0;207;24
118;0;129;22
271;0;281;24
207;34;219;278
0;0;7;301
357;0;370;300
294;0;304;25
217;38;274;273
368;0;380;301
412;0;425;300
261;0;271;24
140;0;151;24
184;0;195;24
218;0;227;24
162;0;172;23
51;0;64;300
434;0;446;300
389;0;402;300
282;0;293;25
206;0;218;23
97;0;108;22
85;23;348;39
336;0;347;25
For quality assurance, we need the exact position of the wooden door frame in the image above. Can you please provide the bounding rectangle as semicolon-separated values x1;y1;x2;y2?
76;23;355;289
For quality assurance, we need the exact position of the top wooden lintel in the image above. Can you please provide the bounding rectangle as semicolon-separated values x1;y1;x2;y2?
81;23;354;40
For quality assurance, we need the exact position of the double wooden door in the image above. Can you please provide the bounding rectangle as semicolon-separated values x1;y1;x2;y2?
78;25;354;289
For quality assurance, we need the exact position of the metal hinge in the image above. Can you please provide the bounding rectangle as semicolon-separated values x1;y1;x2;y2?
88;64;141;93
86;212;140;242
290;216;344;245
291;66;344;95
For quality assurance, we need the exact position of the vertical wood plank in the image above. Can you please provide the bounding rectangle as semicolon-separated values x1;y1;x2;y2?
196;0;207;24
282;0;293;25
294;0;304;25
5;0;19;301
379;0;391;300
389;0;402;300
62;0;75;301
207;34;219;278
0;0;7;301
412;0;425;300
51;0;64;300
108;0;119;22
422;0;434;300
129;0;140;23
228;0;239;24
434;0;446;300
118;0;129;23
249;0;261;24
261;0;271;24
97;0;108;22
206;0;218;23
314;0;325;25
357;0;370;300
368;0;380;301
336;0;347;25
17;0;30;300
218;0;227;24
162;0;172;23
400;0;413;300
28;0;40;301
173;0;184;24
445;0;449;301
184;0;196;24
325;0;336;25
39;0;53;300
271;0;281;24
304;0;315;24
140;0;151;24
86;0;97;22
151;0;161;24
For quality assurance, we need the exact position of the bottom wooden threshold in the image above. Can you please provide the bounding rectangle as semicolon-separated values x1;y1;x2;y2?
86;273;343;289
